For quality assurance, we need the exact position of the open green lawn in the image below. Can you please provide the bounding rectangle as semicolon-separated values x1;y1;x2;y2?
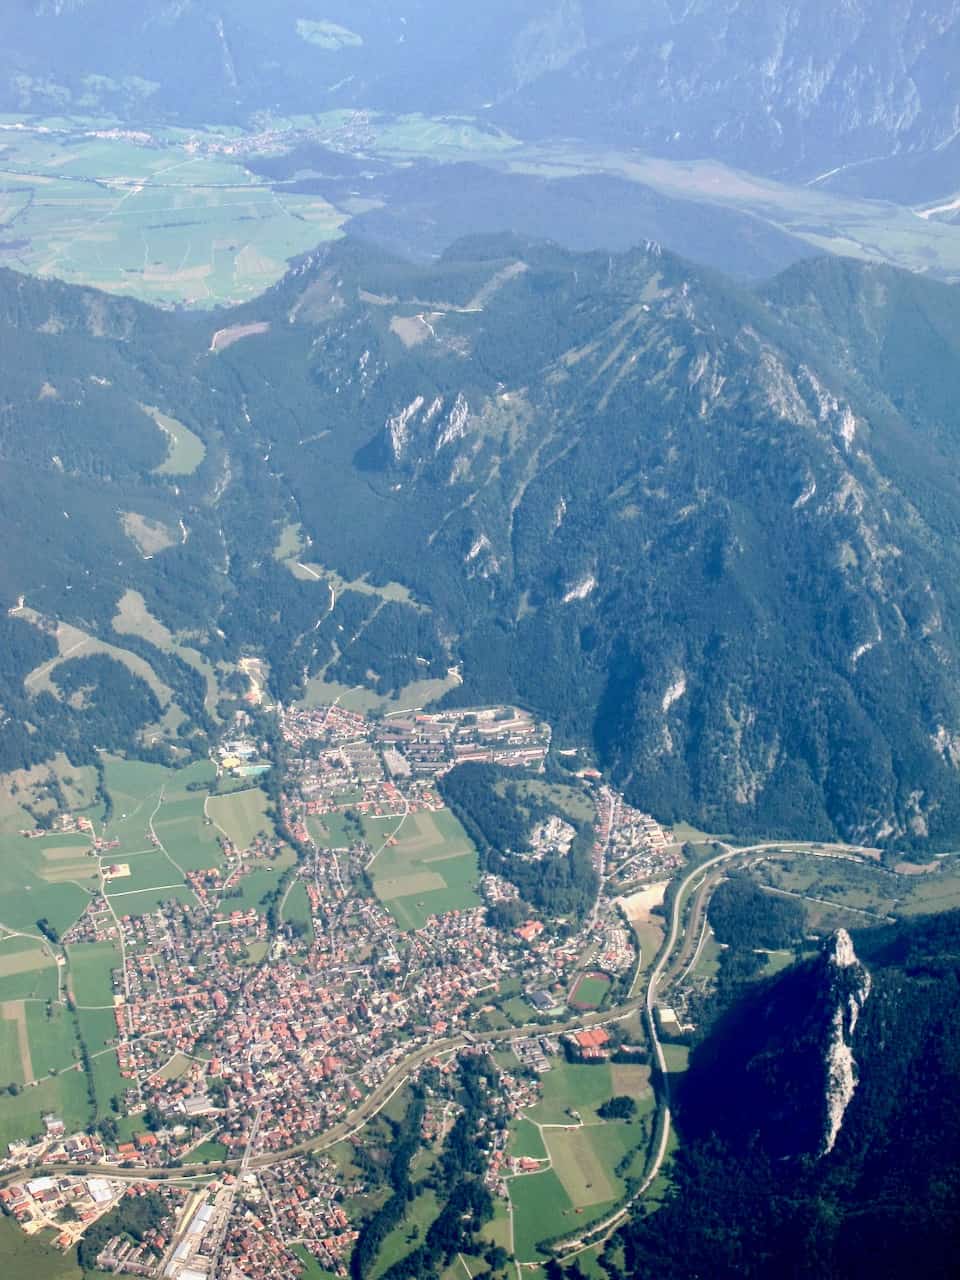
282;881;314;941
525;1063;614;1126
26;1002;81;1076
508;1168;576;1261
110;885;199;918
206;788;272;850
0;1016;24;1085
543;1118;646;1208
0;1213;84;1280
508;1117;547;1159
497;777;595;826
307;812;354;849
365;809;480;930
189;1139;228;1164
68;942;120;1006
662;1044;690;1074
291;1243;339;1280
152;796;222;873
140;405;206;475
104;851;185;898
88;1047;126;1118
76;1006;119;1057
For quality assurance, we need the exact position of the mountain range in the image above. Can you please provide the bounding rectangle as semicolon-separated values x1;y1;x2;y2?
5;237;960;847
4;1;960;200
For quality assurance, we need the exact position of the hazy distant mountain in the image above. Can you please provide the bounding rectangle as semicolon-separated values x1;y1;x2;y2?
8;238;960;845
3;1;959;198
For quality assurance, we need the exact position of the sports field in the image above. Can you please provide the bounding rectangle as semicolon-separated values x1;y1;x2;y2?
206;788;272;850
364;809;480;930
569;971;612;1010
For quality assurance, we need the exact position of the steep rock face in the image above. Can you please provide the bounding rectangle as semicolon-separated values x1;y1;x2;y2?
624;912;960;1278
821;929;871;1154
677;929;872;1160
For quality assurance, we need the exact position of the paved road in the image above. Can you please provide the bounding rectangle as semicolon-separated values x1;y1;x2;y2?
1;838;880;1220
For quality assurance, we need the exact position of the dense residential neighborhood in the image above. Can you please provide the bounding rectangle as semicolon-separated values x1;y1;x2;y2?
0;703;682;1277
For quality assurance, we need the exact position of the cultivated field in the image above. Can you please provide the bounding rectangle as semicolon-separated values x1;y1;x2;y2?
364;809;480;930
507;1060;653;1260
0;832;91;938
0;123;347;306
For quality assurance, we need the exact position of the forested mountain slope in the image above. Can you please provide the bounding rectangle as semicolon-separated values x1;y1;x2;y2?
6;241;960;846
617;914;960;1278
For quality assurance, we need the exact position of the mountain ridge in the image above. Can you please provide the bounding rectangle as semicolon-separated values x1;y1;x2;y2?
5;240;960;846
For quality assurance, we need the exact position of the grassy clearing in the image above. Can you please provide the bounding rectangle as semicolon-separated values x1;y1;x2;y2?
112;590;221;714
499;777;595;826
543;1120;643;1207
67;942;120;1006
0;938;58;1003
662;1044;690;1074
0;756;99;833
307;812;354;849
509;1168;576;1261
301;670;461;716
291;1243;339;1280
525;1063;614;1126
20;609;175;712
365;809;480;930
206;788;271;850
26;1002;80;1076
230;848;297;914
139;404;206;475
89;1046;125;1118
76;1006;118;1057
371;1186;440;1278
157;1052;192;1082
